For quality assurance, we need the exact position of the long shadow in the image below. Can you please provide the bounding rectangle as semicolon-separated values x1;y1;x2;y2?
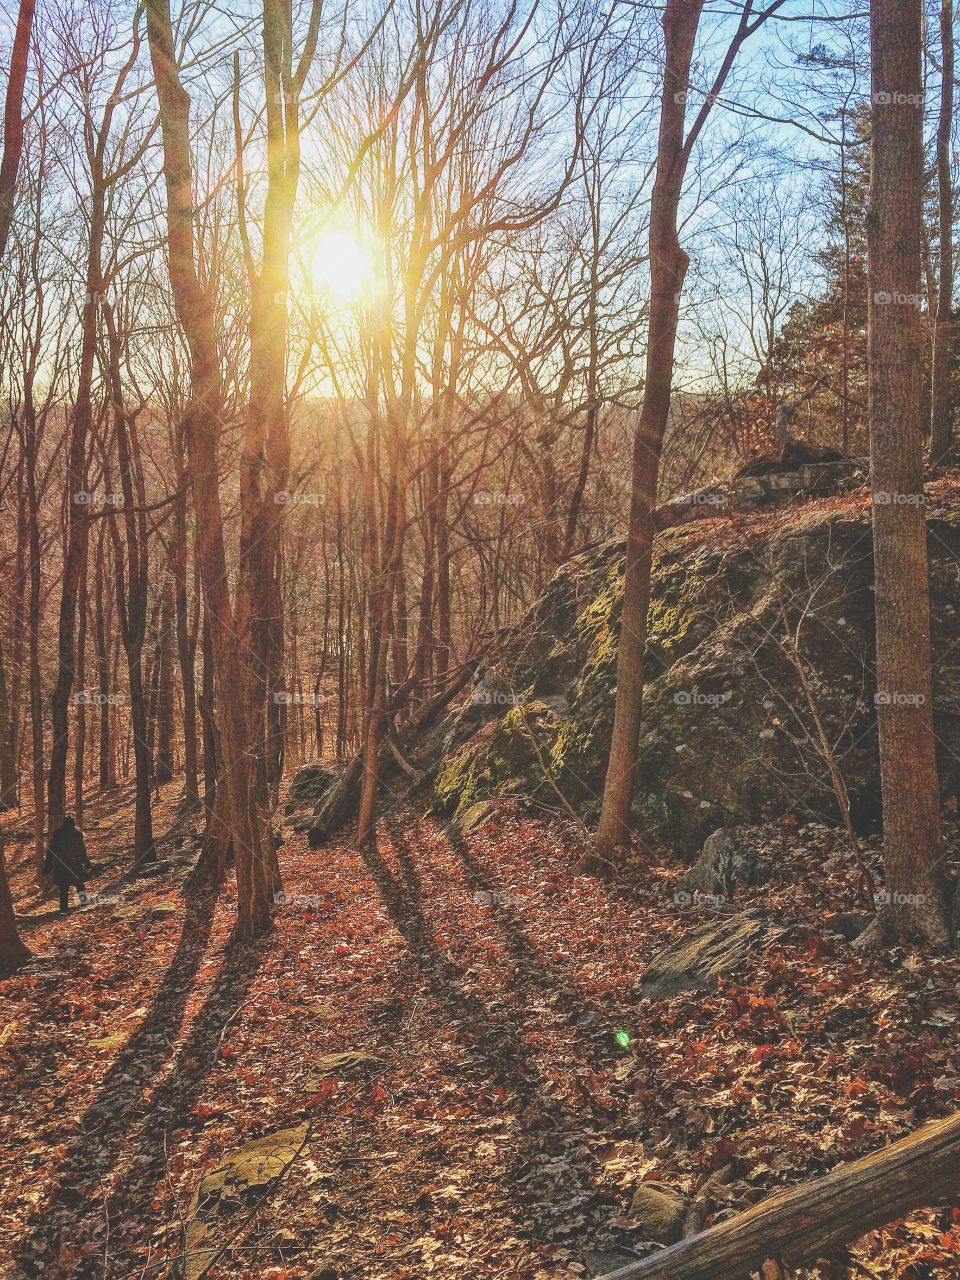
13;890;222;1277
359;826;619;1229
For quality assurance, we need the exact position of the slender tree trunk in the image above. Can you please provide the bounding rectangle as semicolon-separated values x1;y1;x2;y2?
146;0;280;937
594;0;702;861
0;640;16;810
0;0;35;261
867;0;951;943
171;474;199;803
73;556;88;826
93;528;116;789
929;0;956;464
199;605;217;812
154;582;175;785
0;837;30;972
47;190;103;837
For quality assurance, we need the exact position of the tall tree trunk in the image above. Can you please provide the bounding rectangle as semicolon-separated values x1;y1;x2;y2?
154;581;175;785
171;474;199;804
593;0;784;862
103;299;155;864
47;191;103;838
0;640;16;810
146;0;280;938
93;536;116;789
73;556;88;826
0;837;30;972
0;0;35;260
928;0;956;464
593;0;703;861
867;0;951;942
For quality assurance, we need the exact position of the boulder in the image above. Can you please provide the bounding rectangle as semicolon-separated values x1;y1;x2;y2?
288;761;337;805
639;909;788;999
680;828;771;899
625;1182;686;1243
428;502;960;855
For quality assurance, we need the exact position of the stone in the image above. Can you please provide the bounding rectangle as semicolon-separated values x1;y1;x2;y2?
640;909;788;999
289;761;337;804
305;1051;383;1088
451;800;495;835
270;1228;301;1253
626;1182;686;1243
583;1250;644;1277
184;1125;309;1280
681;828;771;899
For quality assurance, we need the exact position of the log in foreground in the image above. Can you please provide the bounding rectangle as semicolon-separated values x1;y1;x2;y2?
602;1111;960;1279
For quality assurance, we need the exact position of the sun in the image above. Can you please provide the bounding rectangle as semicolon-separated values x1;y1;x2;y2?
310;228;372;304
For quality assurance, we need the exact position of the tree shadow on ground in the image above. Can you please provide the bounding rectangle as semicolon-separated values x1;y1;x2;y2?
359;823;622;1233
12;892;271;1278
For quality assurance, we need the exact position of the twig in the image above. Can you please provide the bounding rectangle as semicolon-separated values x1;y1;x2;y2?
185;1123;314;1280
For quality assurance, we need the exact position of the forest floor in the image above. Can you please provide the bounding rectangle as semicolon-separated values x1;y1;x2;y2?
2;787;960;1280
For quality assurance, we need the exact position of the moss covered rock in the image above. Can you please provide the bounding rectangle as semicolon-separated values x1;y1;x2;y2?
429;501;960;855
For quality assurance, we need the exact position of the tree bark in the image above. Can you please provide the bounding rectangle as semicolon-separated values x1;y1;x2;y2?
0;0;35;261
146;0;278;939
0;837;30;972
600;1110;960;1279
594;0;702;860
928;0;956;464
867;0;951;942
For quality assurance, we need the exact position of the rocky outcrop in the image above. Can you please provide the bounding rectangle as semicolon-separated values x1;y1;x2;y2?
184;1125;309;1279
428;485;960;856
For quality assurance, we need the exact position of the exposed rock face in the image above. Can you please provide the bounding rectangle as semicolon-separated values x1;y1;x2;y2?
639;909;789;999
429;492;960;857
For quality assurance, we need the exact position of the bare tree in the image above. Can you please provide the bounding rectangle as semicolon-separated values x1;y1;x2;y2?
594;0;785;865
864;0;951;943
928;0;955;465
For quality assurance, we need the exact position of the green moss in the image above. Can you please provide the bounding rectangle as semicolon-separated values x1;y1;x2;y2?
431;743;486;817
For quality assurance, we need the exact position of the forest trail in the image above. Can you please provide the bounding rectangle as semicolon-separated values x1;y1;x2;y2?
3;793;960;1278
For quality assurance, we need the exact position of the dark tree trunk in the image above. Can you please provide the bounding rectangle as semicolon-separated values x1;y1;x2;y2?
0;838;30;972
928;0;956;464
0;0;35;261
594;0;702;860
867;0;951;942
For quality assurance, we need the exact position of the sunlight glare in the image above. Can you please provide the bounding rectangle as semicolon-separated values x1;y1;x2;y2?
310;228;372;305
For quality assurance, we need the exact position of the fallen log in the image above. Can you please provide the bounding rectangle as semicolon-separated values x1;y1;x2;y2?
602;1110;960;1280
306;658;481;847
